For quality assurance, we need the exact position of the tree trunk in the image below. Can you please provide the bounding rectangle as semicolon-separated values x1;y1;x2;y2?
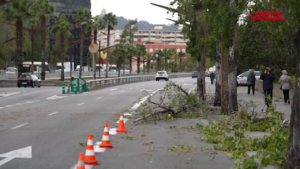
143;58;145;74
105;26;110;78
197;50;206;100
123;56;125;75
285;29;300;169
30;28;35;74
60;33;65;81
147;59;150;73
117;56;121;77
41;15;46;80
137;55;140;73
165;57;168;71
214;48;221;107
79;26;84;77
16;19;23;77
69;43;73;80
220;41;229;114
179;58;182;72
129;56;132;74
228;41;238;113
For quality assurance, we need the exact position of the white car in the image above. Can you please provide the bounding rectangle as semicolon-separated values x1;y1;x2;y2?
237;70;261;86
155;71;169;81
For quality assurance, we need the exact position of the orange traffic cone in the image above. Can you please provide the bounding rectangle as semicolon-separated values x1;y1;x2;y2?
84;133;100;165
76;152;85;169
100;122;113;148
116;113;127;133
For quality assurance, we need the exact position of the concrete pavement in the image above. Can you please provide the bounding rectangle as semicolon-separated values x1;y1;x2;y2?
0;77;290;169
0;77;199;169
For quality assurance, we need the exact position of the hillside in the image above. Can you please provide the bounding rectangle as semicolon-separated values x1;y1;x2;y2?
98;15;179;30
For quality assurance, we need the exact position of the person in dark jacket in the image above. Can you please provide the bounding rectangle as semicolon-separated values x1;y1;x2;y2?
260;66;275;108
247;69;256;95
209;71;215;85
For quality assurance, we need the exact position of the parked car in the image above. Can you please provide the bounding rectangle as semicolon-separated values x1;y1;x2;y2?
237;70;261;86
155;71;169;81
17;73;41;88
192;71;197;78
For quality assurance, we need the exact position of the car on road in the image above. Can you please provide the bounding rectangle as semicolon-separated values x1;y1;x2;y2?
17;73;41;88
192;71;197;78
237;70;261;86
155;71;169;81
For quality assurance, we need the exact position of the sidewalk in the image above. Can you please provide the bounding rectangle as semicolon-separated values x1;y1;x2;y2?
205;83;292;120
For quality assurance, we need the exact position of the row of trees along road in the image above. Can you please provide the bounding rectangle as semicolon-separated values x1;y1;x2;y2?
151;0;300;167
110;19;199;77
0;0;120;81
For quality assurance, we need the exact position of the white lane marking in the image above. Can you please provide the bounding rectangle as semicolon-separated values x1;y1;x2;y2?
77;103;84;106
0;146;32;167
15;103;23;106
46;95;68;100
96;97;102;99
48;112;57;116
11;123;28;130
0;107;3;109
94;142;106;153
109;88;117;91
1;92;21;98
109;128;117;135
130;88;164;111
5;105;13;108
140;89;153;92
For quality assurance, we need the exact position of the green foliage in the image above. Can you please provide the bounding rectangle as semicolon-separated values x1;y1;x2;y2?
197;105;289;168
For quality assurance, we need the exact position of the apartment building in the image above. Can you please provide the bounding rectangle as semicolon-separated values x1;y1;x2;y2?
97;26;187;47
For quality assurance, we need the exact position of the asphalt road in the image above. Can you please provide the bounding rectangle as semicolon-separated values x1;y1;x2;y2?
0;77;206;169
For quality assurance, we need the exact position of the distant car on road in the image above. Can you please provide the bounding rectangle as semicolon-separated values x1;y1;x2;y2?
192;71;197;78
237;70;261;86
17;73;41;88
155;71;169;81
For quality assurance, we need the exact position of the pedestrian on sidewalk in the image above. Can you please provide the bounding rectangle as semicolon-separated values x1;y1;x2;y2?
247;69;256;95
279;70;293;105
260;66;275;108
209;71;215;85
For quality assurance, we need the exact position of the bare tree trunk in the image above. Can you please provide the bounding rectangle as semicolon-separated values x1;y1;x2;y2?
105;27;110;78
79;26;84;78
16;19;23;77
285;29;300;169
30;28;35;74
214;48;221;106
60;33;65;81
129;56;132;74
41;16;46;80
196;50;206;100
137;56;140;73
147;59;150;73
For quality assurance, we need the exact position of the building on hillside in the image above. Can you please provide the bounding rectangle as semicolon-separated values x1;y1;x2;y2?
48;0;91;69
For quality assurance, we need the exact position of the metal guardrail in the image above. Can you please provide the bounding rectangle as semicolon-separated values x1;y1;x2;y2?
87;73;192;91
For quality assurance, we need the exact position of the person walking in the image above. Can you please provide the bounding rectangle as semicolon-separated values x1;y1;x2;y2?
260;66;275;108
209;71;215;85
279;70;293;105
247;69;256;95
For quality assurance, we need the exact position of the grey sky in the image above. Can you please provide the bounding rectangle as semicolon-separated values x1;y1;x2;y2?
90;0;178;25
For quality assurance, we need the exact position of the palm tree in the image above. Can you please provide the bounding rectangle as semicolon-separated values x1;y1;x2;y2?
103;12;118;78
112;44;127;77
162;48;174;71
177;51;185;72
144;53;153;73
30;0;54;80
50;14;72;81
90;16;105;78
2;0;32;77
75;8;92;78
134;44;146;74
155;50;164;71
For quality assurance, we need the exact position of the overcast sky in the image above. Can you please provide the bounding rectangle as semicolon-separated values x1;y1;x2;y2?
90;0;178;25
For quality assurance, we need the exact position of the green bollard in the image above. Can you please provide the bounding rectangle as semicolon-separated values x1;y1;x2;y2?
62;83;65;94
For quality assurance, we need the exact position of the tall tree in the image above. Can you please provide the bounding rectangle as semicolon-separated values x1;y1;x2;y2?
103;12;117;78
75;8;92;77
120;20;138;74
134;44;146;74
177;51;185;72
30;0;54;80
2;0;32;77
50;13;72;81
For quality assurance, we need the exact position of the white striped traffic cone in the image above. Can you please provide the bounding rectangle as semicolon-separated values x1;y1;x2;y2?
84;133;100;165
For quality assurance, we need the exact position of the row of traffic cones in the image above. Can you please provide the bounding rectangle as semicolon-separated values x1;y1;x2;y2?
75;113;127;169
